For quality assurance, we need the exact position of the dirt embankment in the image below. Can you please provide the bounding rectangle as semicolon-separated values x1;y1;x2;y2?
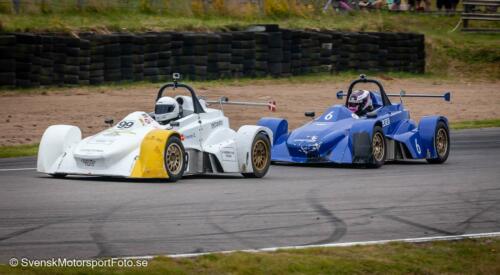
0;78;499;146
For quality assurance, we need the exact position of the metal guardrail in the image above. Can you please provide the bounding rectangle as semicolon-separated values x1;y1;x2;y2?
462;0;500;32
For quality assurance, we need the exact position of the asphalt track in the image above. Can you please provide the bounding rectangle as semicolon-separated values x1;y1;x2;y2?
0;128;499;262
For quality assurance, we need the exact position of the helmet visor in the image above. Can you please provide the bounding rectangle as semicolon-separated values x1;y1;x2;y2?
155;104;175;114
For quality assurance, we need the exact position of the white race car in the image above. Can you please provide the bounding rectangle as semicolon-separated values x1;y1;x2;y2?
37;75;274;182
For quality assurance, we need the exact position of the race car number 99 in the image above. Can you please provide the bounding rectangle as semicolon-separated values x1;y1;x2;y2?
117;121;134;129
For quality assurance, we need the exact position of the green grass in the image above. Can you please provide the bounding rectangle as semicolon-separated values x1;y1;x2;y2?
1;238;500;274
451;119;500;130
0;144;38;158
0;11;499;80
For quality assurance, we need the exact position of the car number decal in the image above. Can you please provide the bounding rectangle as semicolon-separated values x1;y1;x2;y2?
117;121;134;129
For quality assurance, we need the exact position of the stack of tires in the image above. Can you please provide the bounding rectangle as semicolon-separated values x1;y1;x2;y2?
79;39;91;85
309;32;322;73
157;33;172;81
281;29;293;77
356;33;380;71
254;32;270;77
267;31;284;77
231;31;255;78
31;35;42;87
317;32;333;73
63;37;81;85
207;34;231;80
38;35;54;86
15;34;35;88
415;33;425;73
103;35;121;83
299;31;313;74
339;33;361;71
290;30;303;75
52;36;66;86
87;35;105;85
328;31;343;73
179;33;208;81
170;33;183;77
143;34;159;82
132;35;145;82
119;34;135;82
0;35;16;87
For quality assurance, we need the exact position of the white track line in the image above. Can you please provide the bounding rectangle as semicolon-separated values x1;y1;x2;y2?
119;231;500;260
0;168;36;172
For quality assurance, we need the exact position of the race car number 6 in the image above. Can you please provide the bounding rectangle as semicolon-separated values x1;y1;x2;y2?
324;112;334;120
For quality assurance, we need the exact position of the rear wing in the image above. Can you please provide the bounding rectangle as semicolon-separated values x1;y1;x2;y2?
203;96;277;112
337;90;451;102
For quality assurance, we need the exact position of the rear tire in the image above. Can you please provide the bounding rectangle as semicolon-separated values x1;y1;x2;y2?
368;126;386;168
242;132;271;178
164;136;186;182
426;121;450;164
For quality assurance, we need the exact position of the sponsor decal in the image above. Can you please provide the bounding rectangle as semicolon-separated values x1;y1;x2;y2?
221;147;236;161
381;118;391;127
294;136;322;153
81;159;96;167
211;120;223;129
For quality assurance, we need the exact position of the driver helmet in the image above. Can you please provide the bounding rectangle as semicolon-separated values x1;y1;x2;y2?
348;90;373;116
155;97;180;124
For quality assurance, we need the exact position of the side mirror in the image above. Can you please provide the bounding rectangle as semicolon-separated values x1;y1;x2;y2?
305;111;315;118
104;118;114;126
336;90;344;100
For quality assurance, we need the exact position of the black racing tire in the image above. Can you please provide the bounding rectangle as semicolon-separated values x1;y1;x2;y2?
50;173;67;178
368;126;386;168
242;132;271;178
426;121;450;164
164;135;186;182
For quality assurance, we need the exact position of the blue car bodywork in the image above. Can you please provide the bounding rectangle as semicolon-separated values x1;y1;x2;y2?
258;75;450;166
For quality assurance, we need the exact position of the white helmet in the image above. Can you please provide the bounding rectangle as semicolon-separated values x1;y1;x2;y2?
348;90;373;116
155;97;180;124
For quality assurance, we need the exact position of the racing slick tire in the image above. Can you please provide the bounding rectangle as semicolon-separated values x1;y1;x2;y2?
426;121;450;164
164;135;186;182
368;126;386;168
242;132;271;178
49;173;67;178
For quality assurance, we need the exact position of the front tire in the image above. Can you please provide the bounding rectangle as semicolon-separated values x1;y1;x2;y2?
242;132;271;178
50;173;67;178
426;121;450;164
368;126;386;168
164;135;186;182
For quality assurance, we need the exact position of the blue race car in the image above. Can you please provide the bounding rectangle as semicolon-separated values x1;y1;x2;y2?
257;75;451;168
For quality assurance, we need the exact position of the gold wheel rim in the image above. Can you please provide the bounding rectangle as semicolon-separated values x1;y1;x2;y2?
166;143;183;175
436;128;448;157
372;132;385;162
252;140;269;171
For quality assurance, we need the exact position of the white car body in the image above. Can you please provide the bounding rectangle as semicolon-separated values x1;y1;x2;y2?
37;95;273;179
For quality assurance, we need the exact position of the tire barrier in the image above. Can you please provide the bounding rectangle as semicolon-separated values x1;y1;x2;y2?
0;25;425;88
